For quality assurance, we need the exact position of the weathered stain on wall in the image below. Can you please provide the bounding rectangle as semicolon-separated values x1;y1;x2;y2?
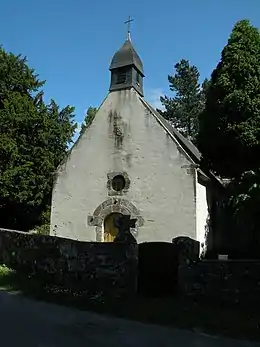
108;111;124;149
0;229;138;298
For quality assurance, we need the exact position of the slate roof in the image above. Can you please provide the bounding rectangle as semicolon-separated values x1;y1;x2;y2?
109;38;144;76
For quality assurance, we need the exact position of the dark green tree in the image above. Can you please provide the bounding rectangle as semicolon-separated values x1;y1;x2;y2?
219;170;260;256
0;46;76;231
159;59;206;143
198;20;260;179
198;20;260;257
200;78;211;104
80;106;98;135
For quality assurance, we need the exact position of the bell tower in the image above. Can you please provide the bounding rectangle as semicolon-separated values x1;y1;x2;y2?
109;17;144;96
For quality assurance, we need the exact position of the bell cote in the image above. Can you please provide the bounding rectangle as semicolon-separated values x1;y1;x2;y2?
109;34;144;96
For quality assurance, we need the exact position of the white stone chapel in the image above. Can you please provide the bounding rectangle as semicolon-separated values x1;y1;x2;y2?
50;26;214;250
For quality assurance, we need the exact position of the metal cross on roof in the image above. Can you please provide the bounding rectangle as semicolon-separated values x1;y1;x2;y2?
125;16;134;40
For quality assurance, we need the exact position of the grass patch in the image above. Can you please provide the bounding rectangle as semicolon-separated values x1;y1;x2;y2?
0;264;15;289
0;265;259;342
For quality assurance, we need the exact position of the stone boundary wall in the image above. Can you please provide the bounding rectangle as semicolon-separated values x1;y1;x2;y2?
179;259;260;307
0;229;138;298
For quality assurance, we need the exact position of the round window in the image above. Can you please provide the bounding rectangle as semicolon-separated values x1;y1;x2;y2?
112;175;126;192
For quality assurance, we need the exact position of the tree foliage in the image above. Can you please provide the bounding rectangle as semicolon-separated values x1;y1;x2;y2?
159;59;207;143
80;106;98;135
198;20;260;179
219;170;260;255
197;20;260;255
0;46;76;230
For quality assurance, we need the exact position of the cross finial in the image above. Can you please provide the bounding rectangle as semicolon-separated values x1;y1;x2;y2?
124;16;134;40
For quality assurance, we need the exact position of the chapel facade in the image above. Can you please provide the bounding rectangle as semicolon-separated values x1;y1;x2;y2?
50;29;214;252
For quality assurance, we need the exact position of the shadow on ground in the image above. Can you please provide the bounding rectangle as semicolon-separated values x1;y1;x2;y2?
0;267;259;343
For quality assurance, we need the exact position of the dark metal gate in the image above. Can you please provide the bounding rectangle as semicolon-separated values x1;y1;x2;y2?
138;242;179;297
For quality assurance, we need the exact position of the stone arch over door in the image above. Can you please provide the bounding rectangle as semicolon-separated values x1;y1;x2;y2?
87;198;144;242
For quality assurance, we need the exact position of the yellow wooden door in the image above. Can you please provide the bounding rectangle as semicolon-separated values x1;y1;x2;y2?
104;213;122;242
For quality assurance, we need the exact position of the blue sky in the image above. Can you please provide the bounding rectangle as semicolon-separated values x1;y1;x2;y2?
1;0;260;137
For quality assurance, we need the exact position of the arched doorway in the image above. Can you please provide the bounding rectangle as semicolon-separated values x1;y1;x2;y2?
103;213;123;242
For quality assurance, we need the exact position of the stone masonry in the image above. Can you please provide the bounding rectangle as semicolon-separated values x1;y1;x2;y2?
0;228;138;298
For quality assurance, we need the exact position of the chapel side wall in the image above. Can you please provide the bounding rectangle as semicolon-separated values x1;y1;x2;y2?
195;178;209;255
51;89;196;242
